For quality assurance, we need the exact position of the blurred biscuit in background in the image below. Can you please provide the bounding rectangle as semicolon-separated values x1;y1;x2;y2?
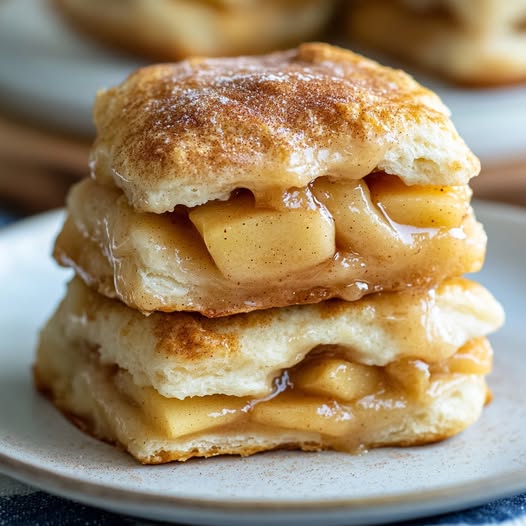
52;0;339;60
347;0;526;87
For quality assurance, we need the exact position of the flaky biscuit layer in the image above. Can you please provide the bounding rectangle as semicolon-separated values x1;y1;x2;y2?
35;319;490;464
38;277;503;399
90;43;479;213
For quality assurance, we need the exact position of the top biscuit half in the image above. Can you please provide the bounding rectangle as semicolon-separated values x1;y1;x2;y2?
91;42;480;214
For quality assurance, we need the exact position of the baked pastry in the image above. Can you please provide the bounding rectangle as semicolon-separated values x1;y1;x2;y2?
35;277;504;463
52;0;338;60
36;43;504;464
347;0;526;86
54;43;485;316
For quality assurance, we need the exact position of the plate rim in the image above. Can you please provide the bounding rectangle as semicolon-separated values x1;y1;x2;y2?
1;447;526;514
1;200;526;523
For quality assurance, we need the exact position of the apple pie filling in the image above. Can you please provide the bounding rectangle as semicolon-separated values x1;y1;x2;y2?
88;337;492;456
55;174;484;315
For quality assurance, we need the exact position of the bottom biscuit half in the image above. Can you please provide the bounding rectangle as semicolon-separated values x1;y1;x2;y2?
35;326;492;464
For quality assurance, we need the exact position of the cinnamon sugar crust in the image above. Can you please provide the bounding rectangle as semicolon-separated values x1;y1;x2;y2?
91;43;480;213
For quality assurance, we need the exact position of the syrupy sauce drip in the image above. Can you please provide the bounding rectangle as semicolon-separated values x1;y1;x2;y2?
242;370;293;413
375;201;439;244
170;172;456;253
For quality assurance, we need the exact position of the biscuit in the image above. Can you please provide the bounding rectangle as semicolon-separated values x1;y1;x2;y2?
35;277;500;463
37;277;503;400
54;177;486;315
35;42;504;464
90;43;480;213
347;0;526;86
67;43;486;316
53;0;338;61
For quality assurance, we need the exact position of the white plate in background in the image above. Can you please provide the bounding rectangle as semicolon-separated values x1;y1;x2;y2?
415;75;526;163
0;0;143;136
0;202;524;525
1;0;526;161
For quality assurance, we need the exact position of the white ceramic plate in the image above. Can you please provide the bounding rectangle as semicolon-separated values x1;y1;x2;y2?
0;203;525;526
0;0;144;136
1;0;526;161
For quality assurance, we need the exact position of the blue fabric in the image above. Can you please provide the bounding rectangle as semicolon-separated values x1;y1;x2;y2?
401;494;526;525
0;210;16;227
0;488;148;526
1;211;525;526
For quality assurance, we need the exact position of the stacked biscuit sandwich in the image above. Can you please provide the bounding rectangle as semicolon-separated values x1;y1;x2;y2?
35;43;504;464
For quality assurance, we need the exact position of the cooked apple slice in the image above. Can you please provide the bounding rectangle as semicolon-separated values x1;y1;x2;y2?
250;392;355;437
367;174;470;228
312;177;397;254
189;193;335;282
292;358;383;402
447;338;493;375
115;372;247;439
386;358;431;398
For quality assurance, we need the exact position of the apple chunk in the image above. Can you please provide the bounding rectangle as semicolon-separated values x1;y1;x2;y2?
189;194;335;282
367;174;469;228
386;359;430;398
250;392;355;437
312;177;396;254
292;358;383;402
447;338;493;375
115;372;247;439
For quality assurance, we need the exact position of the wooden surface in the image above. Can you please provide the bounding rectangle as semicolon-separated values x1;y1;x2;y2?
474;158;526;208
0;114;524;212
0;115;89;212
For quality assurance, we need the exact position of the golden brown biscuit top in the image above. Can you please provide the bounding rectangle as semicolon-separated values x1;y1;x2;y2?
91;43;480;213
